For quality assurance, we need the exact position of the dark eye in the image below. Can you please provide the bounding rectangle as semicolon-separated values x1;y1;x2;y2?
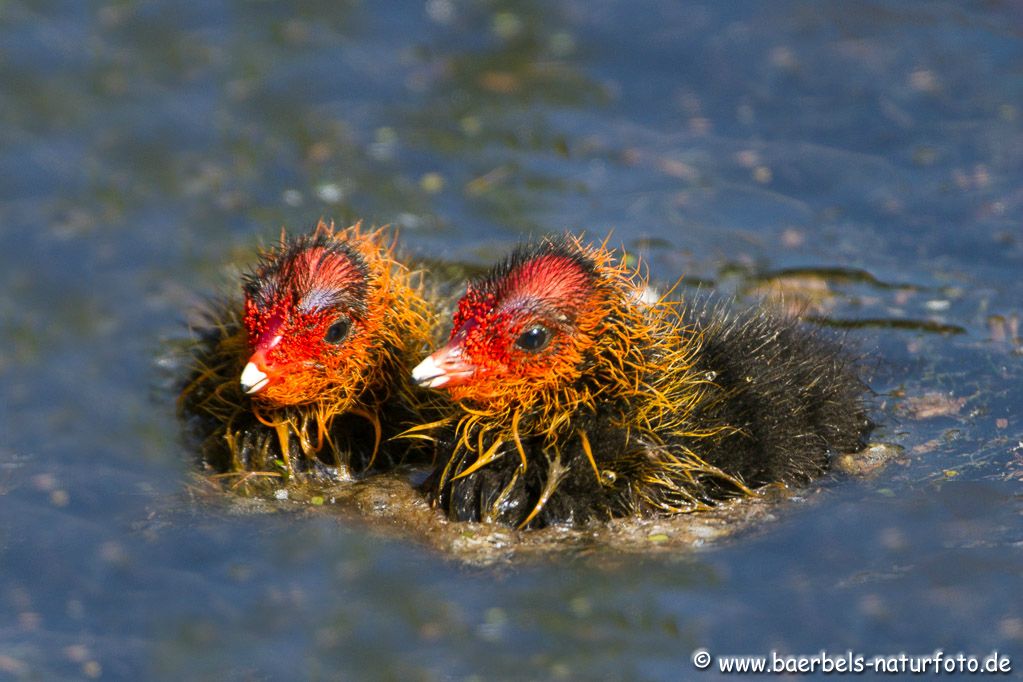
324;318;351;344
515;325;550;352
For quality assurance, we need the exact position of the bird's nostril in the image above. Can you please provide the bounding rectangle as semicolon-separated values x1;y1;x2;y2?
439;349;462;366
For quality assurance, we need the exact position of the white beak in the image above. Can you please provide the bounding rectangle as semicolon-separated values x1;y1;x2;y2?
411;355;450;388
240;362;269;394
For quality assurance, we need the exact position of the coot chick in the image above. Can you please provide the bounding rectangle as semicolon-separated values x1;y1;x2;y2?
412;235;872;527
179;220;435;480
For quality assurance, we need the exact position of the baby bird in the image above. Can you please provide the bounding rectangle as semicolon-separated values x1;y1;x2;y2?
180;220;435;480
412;235;872;527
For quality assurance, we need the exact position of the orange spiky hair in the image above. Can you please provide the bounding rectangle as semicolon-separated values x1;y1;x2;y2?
180;220;437;479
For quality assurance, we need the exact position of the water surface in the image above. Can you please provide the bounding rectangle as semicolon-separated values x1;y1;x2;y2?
2;1;1022;679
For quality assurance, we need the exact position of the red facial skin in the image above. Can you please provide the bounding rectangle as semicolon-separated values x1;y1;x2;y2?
242;243;371;408
421;252;601;410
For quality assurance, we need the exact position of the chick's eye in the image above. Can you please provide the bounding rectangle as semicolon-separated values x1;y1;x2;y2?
515;325;550;352
324;318;351;344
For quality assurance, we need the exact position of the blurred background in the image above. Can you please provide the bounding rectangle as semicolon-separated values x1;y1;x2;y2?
1;1;1022;679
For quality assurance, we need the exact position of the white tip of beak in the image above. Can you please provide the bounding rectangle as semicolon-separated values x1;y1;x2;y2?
240;362;270;394
411;355;450;389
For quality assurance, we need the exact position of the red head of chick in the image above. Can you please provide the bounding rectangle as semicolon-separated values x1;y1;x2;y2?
414;235;873;528
242;226;382;408
180;221;435;481
414;245;606;411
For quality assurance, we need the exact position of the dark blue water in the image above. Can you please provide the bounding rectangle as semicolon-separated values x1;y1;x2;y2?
2;1;1022;679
